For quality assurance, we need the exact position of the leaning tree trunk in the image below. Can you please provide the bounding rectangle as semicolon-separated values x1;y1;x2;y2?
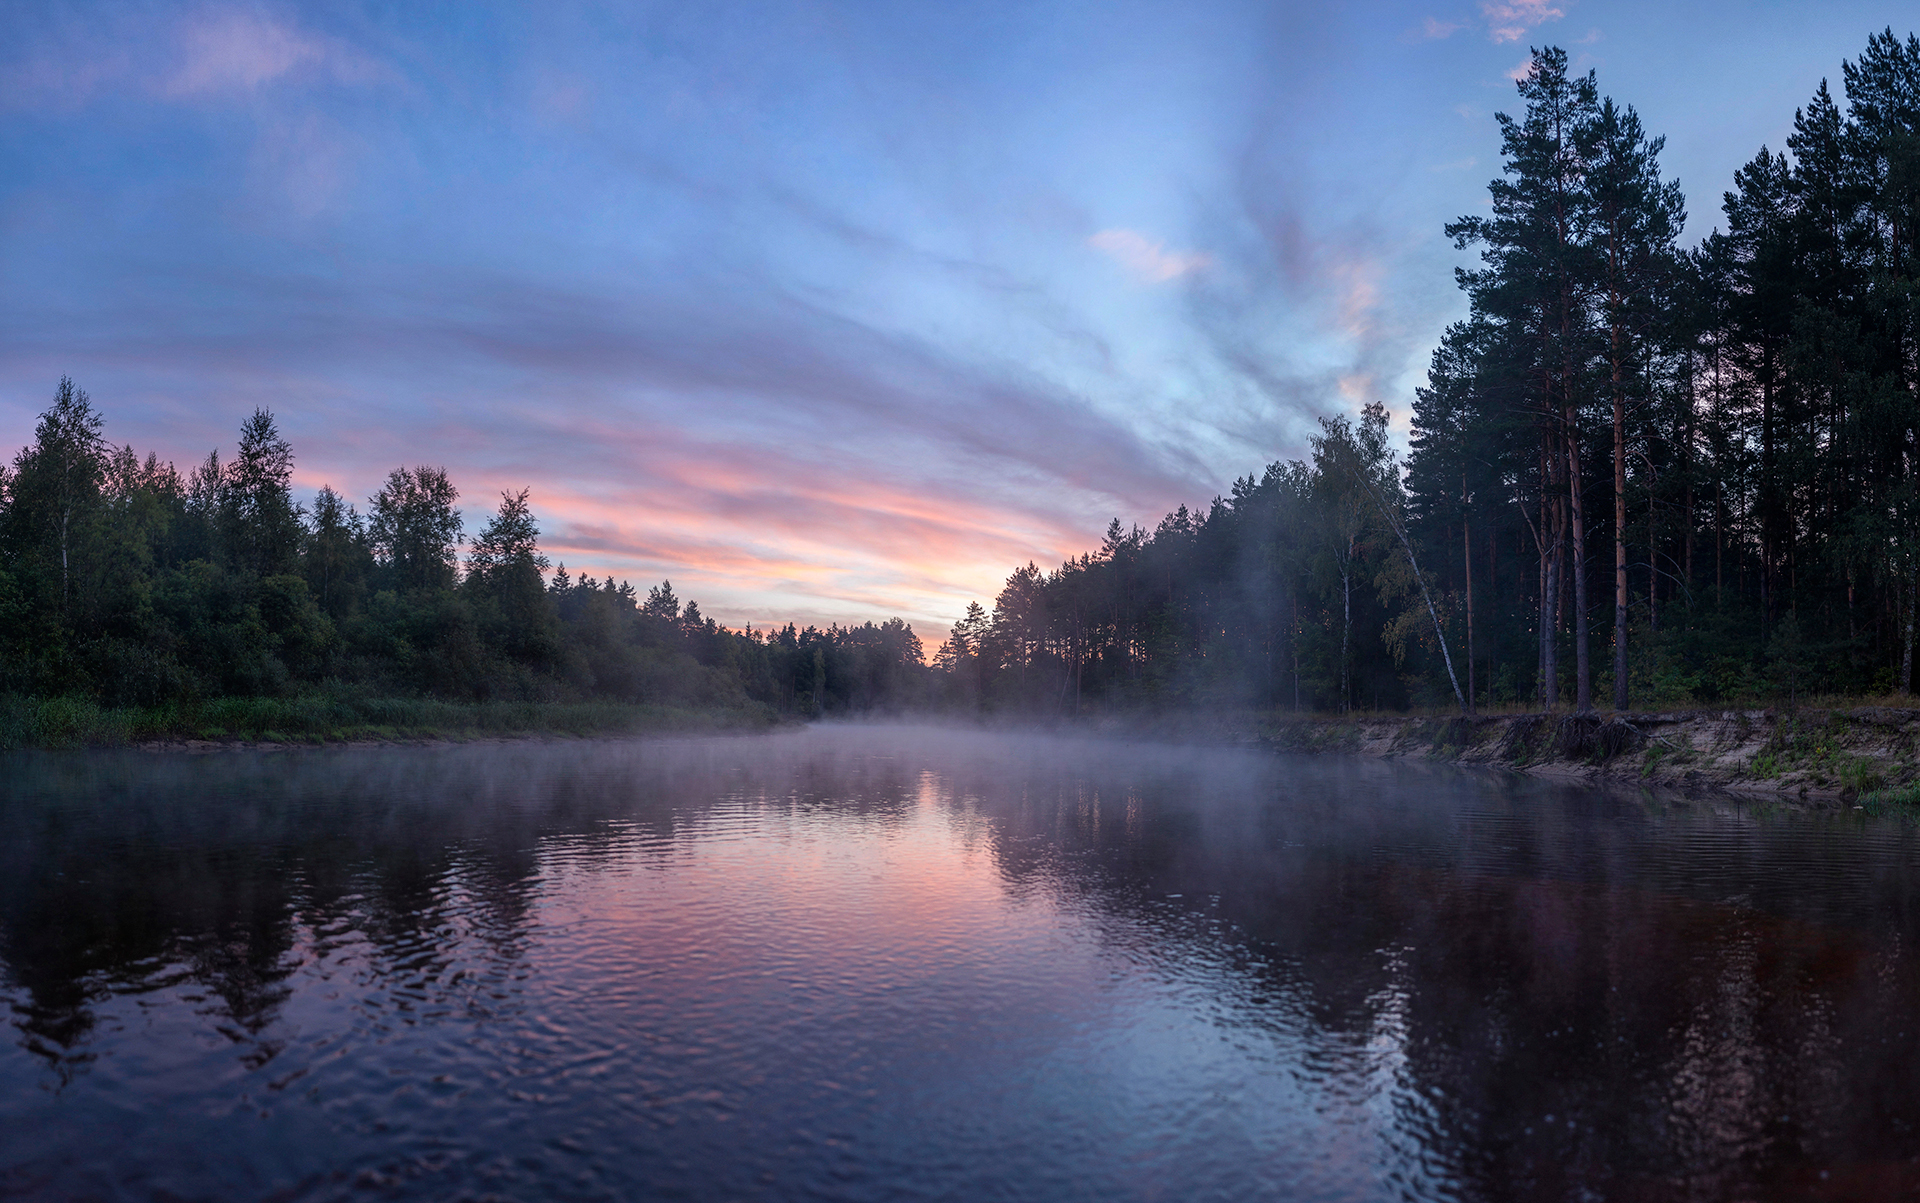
1352;472;1466;713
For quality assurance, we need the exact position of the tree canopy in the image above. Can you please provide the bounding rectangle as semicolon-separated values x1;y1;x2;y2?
0;402;929;717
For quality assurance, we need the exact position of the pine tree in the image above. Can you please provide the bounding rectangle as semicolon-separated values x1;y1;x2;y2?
1449;46;1602;710
1589;97;1684;708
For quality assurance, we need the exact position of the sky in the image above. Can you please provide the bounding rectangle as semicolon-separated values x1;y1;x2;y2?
0;0;1908;642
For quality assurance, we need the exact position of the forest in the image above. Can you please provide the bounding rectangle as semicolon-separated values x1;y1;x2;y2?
3;30;1917;729
936;30;1920;717
0;392;927;726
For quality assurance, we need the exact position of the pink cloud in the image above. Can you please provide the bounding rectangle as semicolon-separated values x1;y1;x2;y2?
409;419;1102;635
1421;17;1463;39
3;9;387;109
1329;258;1383;342
1088;229;1212;283
165;11;386;96
2;256;1209;635
1482;0;1565;43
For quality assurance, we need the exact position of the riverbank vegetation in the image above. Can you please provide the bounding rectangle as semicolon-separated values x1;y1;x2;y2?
1254;704;1920;808
0;693;777;751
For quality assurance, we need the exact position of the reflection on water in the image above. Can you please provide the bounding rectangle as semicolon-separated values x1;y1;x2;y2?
2;727;1918;1200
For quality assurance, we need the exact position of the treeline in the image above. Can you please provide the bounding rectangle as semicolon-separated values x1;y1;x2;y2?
12;31;1916;725
932;404;1436;713
0;386;927;717
936;31;1920;715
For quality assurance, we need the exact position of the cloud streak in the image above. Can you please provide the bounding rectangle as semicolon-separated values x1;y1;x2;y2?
1088;229;1213;283
2;8;388;110
165;11;384;96
0;248;1211;632
1482;0;1566;43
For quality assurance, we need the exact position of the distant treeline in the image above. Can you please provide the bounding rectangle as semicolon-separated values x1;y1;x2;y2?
938;32;1920;715
0;386;926;717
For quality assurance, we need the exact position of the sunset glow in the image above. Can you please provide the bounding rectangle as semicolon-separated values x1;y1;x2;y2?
1;0;1899;638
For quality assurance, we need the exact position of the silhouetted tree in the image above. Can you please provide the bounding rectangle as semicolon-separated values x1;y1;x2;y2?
369;466;462;593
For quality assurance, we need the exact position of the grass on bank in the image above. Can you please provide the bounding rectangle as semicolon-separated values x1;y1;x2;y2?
0;692;782;751
1855;781;1920;814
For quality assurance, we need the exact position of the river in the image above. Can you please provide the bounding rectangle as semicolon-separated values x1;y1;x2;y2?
2;726;1917;1200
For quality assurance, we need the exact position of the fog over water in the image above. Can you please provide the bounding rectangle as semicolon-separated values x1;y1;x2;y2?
3;727;1918;1200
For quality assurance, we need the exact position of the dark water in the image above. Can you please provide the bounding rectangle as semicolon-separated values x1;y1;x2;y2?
3;728;1919;1202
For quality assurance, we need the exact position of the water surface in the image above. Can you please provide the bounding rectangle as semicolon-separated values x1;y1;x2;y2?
3;726;1918;1201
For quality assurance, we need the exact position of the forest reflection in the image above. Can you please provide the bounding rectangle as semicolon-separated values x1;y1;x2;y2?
973;758;1920;1197
2;729;1917;1200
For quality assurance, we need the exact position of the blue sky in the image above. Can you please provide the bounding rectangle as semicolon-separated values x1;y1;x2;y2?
0;0;1906;638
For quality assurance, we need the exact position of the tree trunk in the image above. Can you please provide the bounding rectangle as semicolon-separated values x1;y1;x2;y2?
1761;346;1776;622
1907;571;1916;695
1683;476;1693;597
1539;441;1555;710
1715;480;1724;596
1544;517;1561;711
1612;320;1629;711
1683;361;1695;595
1464;514;1476;715
1292;592;1301;713
1568;405;1593;712
1489;527;1498;701
1647;474;1658;637
1073;639;1082;716
1356;471;1466;713
1340;545;1353;713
